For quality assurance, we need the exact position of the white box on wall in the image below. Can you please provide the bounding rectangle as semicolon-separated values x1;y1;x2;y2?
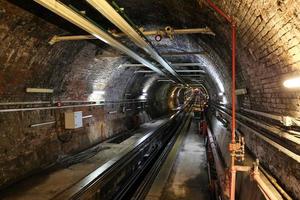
65;111;83;129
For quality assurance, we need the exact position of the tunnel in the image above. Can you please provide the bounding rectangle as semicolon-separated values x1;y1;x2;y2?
0;0;299;199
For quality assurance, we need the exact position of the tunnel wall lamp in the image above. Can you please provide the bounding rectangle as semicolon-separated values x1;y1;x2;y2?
26;88;53;93
283;77;300;88
235;88;247;95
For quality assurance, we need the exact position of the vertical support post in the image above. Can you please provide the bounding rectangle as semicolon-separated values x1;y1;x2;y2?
231;22;236;144
230;20;237;200
205;1;238;199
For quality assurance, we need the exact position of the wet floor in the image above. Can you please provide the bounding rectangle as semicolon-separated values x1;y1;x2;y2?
161;120;210;200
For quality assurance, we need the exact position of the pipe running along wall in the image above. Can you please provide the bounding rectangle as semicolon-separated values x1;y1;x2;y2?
86;0;185;84
33;0;170;79
205;0;237;199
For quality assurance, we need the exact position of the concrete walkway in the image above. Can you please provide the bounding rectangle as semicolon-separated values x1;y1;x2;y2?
147;120;210;200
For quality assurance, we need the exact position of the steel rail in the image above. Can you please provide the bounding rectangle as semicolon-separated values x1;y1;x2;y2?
50;106;191;199
132;111;193;200
86;0;185;84
33;0;168;78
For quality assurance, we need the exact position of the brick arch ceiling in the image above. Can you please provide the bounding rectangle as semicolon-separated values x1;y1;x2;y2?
117;0;300;116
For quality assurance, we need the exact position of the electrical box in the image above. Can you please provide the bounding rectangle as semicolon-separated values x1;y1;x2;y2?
64;111;83;129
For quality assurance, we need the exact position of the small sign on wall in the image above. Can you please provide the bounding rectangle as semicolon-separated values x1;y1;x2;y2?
65;111;83;129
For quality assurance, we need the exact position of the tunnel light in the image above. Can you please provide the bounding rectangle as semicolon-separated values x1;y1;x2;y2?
218;92;224;96
26;88;53;93
88;90;105;101
139;92;148;100
283;77;300;88
221;97;227;105
93;90;105;95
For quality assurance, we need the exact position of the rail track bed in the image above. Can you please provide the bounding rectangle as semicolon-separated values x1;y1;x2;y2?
1;107;192;200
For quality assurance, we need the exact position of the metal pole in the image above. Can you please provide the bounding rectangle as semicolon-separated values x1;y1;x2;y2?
205;1;237;200
49;28;215;44
134;69;206;74
122;63;205;67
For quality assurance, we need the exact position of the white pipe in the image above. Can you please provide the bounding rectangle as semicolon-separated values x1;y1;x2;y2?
34;0;166;77
86;0;185;84
122;63;204;67
134;69;206;74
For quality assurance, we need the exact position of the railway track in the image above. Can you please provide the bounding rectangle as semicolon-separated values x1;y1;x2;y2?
48;105;193;200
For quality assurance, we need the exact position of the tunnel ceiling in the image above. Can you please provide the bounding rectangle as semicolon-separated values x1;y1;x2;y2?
1;0;300;116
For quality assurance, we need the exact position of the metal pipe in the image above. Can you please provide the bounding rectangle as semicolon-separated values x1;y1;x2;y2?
206;0;232;23
205;1;237;199
0;100;146;113
230;25;237;199
82;115;93;119
86;51;206;58
207;127;230;198
121;63;204;67
86;0;185;84
30;115;93;128
0;100;99;106
231;23;237;144
134;69;206;74
157;80;176;82
180;75;206;77
34;0;167;77
241;108;282;122
259;167;293;200
49;27;215;44
78;51;206;58
0;103;99;113
30;121;56;128
160;51;206;56
253;173;280;200
173;27;215;35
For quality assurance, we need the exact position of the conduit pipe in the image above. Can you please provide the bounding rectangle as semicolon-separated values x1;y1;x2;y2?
34;0;168;78
206;0;237;199
134;69;206;74
49;27;215;44
207;127;230;198
121;63;204;67
86;0;185;84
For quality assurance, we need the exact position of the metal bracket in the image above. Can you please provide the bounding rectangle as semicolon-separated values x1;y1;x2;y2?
229;136;245;161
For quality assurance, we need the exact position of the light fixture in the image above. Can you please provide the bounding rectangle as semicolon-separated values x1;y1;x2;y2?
139;92;148;100
221;96;227;105
218;92;224;96
26;88;53;93
88;90;105;101
93;90;105;95
283;77;300;88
